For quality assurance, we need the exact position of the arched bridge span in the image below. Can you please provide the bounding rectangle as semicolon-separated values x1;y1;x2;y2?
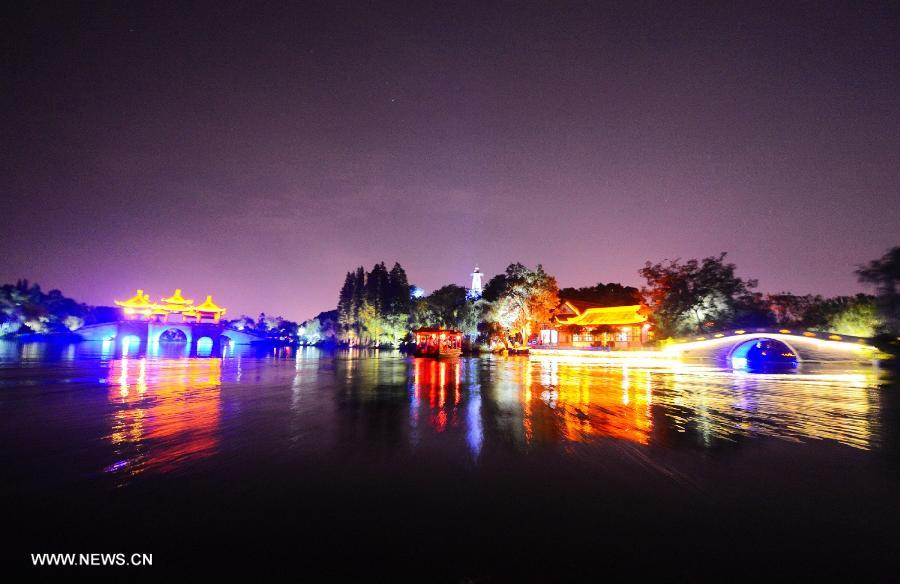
78;321;264;354
662;329;878;364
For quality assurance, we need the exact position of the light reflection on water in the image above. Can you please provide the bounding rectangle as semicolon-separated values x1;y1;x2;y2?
106;357;222;477
527;358;878;450
0;341;889;482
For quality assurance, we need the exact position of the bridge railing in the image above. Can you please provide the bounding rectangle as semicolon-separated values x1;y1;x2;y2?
665;327;872;347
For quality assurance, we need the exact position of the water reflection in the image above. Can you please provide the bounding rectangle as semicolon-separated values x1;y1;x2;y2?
0;341;887;471
106;358;222;478
535;360;655;445
1;344;897;576
659;364;877;449
523;357;878;450
403;355;880;452
411;358;462;433
0;339;294;362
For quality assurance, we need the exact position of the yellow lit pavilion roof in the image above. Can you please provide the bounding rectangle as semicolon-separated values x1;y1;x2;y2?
194;295;226;315
114;289;155;309
160;288;194;306
557;304;647;326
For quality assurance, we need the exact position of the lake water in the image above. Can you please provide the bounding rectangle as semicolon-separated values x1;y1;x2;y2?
3;340;899;579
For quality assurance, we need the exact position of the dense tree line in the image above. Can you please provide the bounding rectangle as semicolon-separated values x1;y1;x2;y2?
305;248;895;351
335;262;412;346
639;253;762;337
855;246;900;354
12;246;890;349
0;280;116;337
404;263;561;348
856;246;900;334
297;310;339;346
223;313;300;343
638;252;885;339
311;261;560;349
482;263;559;347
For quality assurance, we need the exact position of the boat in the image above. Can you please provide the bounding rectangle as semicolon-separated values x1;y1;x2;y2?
412;328;463;358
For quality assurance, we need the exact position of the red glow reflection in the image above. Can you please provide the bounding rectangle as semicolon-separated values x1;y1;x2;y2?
413;358;462;433
107;358;221;475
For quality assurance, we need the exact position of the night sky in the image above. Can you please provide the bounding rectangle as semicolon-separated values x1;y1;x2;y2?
2;1;898;320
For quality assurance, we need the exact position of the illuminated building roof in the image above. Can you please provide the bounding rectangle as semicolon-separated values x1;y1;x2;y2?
160;288;194;306
556;304;647;326
114;289;225;319
413;328;463;335
194;295;226;315
114;289;155;309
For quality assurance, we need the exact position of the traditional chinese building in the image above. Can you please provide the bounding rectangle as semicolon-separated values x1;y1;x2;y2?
113;289;157;319
158;288;194;322
539;299;651;349
191;295;227;323
114;289;226;323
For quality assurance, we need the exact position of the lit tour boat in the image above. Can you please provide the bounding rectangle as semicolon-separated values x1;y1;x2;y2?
413;328;463;358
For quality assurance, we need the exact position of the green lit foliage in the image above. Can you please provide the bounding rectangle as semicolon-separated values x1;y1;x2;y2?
766;292;878;335
384;313;411;346
357;301;382;344
827;298;880;337
639;253;758;337
336;262;411;347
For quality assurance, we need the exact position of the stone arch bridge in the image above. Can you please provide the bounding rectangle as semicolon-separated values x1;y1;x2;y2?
661;328;879;365
78;320;263;355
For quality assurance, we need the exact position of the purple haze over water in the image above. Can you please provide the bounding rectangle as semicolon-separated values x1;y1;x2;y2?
2;2;898;319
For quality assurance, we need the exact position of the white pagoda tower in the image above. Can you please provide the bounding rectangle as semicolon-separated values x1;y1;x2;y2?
468;266;483;299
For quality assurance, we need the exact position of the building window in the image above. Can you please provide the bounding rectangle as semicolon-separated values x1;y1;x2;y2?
616;327;634;342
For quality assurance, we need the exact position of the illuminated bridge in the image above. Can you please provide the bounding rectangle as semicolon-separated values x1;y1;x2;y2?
77;288;264;355
78;320;263;353
662;328;879;365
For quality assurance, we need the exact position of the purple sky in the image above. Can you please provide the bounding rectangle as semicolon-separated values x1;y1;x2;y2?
2;2;898;321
